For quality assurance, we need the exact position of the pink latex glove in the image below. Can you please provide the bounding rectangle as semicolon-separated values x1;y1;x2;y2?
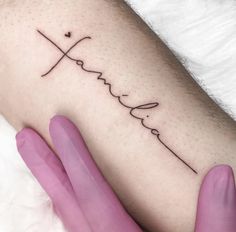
195;165;236;232
16;115;142;232
16;115;236;232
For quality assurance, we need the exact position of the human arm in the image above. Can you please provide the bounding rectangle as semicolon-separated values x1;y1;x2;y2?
0;0;236;231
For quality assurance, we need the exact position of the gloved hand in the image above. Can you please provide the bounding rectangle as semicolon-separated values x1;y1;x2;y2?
16;115;236;232
16;115;142;232
195;164;236;232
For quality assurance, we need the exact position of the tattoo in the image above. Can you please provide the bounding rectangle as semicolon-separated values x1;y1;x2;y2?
64;32;72;38
37;29;198;174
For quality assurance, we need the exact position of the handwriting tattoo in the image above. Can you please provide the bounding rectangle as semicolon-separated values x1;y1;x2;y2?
37;29;198;174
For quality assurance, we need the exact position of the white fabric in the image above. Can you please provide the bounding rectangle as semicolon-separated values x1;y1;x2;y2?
0;0;236;231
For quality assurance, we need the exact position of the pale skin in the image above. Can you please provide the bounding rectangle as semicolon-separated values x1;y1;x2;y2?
0;1;236;231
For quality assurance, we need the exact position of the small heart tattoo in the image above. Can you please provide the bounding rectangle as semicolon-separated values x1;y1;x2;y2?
65;32;71;38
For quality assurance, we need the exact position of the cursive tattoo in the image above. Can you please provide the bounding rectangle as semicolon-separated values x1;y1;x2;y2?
37;29;198;174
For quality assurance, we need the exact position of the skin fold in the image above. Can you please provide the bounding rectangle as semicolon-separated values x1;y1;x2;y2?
0;1;236;231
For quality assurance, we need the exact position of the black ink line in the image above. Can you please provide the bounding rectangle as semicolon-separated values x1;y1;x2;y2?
37;29;198;174
37;30;91;77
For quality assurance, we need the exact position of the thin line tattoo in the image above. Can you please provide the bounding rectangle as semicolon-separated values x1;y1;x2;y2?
37;29;198;174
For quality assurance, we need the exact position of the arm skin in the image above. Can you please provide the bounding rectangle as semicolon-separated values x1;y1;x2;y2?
0;1;236;231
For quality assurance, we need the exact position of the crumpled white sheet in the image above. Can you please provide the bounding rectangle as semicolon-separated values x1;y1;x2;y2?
0;0;236;231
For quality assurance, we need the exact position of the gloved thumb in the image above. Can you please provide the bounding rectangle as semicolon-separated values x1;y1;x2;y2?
195;165;236;232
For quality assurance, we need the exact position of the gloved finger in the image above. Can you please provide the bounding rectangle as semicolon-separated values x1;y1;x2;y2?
195;165;236;232
16;128;92;232
49;115;142;232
